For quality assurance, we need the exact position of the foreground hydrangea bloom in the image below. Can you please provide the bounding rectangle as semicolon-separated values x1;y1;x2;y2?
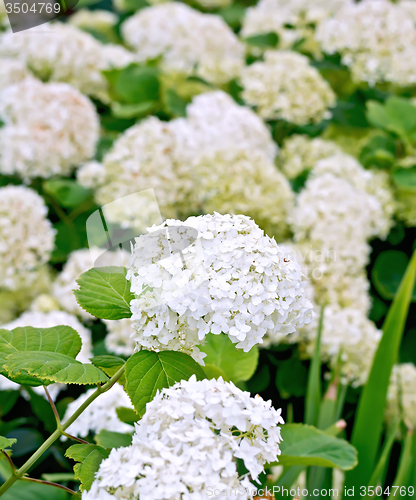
316;0;416;86
241;51;336;124
83;376;284;499
62;384;134;439
127;213;313;363
0;186;55;291
0;79;99;180
121;3;244;84
386;363;416;430
0;58;34;92
0;23;135;99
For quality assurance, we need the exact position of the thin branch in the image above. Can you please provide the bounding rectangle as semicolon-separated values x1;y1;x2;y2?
44;386;61;427
62;432;89;445
1;450;15;473
21;476;79;496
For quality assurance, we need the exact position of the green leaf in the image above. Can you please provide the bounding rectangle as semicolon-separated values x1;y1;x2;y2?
372;251;416;301
203;364;228;380
0;436;16;452
218;4;246;30
74;266;134;320
244;32;279;48
111;101;157;119
272;424;357;470
125;350;205;416
116;407;138;425
393;166;416;191
91;355;126;384
305;307;324;426
346;250;416;489
3;352;109;385
275;356;308;399
199;333;258;384
163;88;188;118
359;135;396;169
0;326;82;386
366;97;416;138
66;443;109;491
0;391;19;418
5;429;42;457
94;429;133;449
43;179;92;208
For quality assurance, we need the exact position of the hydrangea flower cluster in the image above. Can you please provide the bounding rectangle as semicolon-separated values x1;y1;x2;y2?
53;248;130;320
0;79;99;180
83;376;284;499
121;3;245;84
146;0;231;9
68;9;118;32
316;0;416;86
386;363;416;429
0;186;55;291
78;92;292;237
2;310;93;364
0;23;135;99
302;306;382;387
240;51;336;124
62;384;135;439
0;58;34;92
127;213;313;363
242;0;350;51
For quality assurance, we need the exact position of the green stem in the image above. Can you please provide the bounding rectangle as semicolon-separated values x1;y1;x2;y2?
0;365;125;497
20;477;78;496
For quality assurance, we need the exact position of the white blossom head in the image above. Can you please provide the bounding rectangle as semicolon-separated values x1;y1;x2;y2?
62;384;134;439
302;306;382;387
0;23;135;99
53;247;130;320
386;363;416;430
127;213;314;363
146;0;232;9
316;0;416;86
396;188;416;227
68;9;118;32
121;3;245;84
240;50;336;124
0;186;55;291
0;79;99;180
83;376;284;499
2;310;93;364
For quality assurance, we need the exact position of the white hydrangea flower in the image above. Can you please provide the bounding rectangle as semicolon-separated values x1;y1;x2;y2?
386;363;416;429
178;90;278;162
89;117;179;229
280;135;342;180
399;0;416;24
0;58;34;91
290;157;395;271
68;9;118;32
178;149;294;241
53;248;130;320
83;376;284;499
316;0;416;86
240;51;336;124
242;0;351;50
302;306;382;387
0;79;99;180
121;3;245;84
76;161;107;190
0;186;55;291
2;310;93;364
128;213;314;363
0;23;136;99
104;319;136;357
62;384;134;439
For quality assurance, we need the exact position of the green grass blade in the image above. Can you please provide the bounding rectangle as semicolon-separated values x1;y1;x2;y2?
345;251;416;489
305;306;324;426
393;428;414;488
